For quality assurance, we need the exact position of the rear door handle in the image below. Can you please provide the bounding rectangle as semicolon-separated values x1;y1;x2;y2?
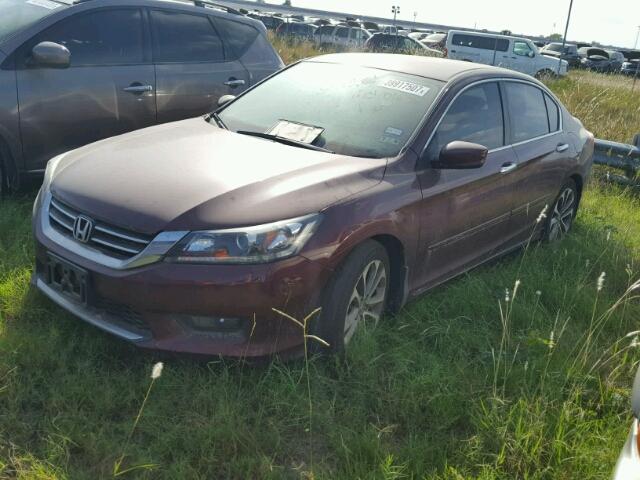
123;84;153;93
500;162;518;174
224;79;246;88
556;143;569;152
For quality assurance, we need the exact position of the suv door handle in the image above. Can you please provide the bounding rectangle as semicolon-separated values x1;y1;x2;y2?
556;143;569;152
224;79;246;88
500;162;518;174
123;84;153;93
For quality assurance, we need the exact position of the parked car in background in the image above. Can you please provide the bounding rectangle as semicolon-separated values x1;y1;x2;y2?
446;30;568;77
275;21;317;42
612;366;640;480
421;32;447;52
362;21;380;32
409;31;433;42
606;50;625;71
540;42;580;68
622;59;640;76
314;25;371;50
579;47;615;72
32;54;594;357
365;34;443;56
0;0;283;194
249;13;284;31
382;26;409;36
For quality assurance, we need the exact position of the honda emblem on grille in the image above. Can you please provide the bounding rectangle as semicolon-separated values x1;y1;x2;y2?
73;215;94;243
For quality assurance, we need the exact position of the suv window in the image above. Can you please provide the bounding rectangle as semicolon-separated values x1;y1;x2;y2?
544;93;560;132
336;27;349;38
151;10;224;63
513;41;533;57
28;9;144;66
504;82;550;142
426;82;504;160
451;34;509;52
214;18;258;59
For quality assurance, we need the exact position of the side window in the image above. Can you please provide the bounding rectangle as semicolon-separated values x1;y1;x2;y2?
513;41;533;57
426;82;504;161
214;18;258;60
544;93;560;132
151;10;224;63
27;9;144;66
504;82;550;142
336;27;349;39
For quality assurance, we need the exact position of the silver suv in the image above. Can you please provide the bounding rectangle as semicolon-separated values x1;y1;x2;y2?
0;0;283;194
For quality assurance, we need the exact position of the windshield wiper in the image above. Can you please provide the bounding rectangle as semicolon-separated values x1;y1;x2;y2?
210;112;228;130
236;130;334;153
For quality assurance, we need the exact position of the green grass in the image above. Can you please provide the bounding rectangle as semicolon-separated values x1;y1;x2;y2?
1;50;639;478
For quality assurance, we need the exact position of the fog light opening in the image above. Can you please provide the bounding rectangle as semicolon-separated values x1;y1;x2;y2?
186;315;244;333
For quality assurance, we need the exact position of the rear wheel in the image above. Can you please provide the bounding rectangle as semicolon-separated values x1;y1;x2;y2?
315;240;390;351
544;180;578;242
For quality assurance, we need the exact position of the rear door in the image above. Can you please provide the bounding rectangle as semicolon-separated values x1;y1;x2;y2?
416;81;517;286
16;8;155;171
150;9;250;124
502;81;573;243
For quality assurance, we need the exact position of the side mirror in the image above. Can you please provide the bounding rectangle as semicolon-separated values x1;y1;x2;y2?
528;51;535;58
217;94;236;107
431;141;488;169
632;366;640;418
30;41;70;68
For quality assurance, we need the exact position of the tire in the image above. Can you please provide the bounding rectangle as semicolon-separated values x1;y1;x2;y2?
543;179;578;242
535;69;555;80
314;240;390;352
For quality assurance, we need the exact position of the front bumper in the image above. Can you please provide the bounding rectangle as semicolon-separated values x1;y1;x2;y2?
33;197;330;357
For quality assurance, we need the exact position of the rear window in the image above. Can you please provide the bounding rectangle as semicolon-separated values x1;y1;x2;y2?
151;10;224;63
504;82;550;143
451;34;509;52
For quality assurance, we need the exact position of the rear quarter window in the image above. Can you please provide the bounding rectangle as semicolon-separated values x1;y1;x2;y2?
544;93;560;132
215;17;280;66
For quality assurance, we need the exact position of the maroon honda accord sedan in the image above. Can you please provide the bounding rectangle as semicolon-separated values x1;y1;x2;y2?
32;54;594;357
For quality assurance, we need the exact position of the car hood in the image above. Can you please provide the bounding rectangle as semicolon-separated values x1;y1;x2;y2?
50;118;387;235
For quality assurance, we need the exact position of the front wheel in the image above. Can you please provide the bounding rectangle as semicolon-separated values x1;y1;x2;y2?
544;180;578;242
315;240;390;352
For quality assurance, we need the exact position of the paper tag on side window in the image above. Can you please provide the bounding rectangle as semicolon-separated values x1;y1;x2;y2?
381;79;430;97
267;120;324;144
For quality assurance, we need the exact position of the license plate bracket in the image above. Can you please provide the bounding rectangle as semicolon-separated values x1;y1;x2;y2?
45;253;89;305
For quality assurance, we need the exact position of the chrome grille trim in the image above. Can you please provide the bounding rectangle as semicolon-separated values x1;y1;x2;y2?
40;190;189;271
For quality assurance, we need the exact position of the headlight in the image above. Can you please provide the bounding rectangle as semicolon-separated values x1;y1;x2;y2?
166;214;322;264
41;154;65;192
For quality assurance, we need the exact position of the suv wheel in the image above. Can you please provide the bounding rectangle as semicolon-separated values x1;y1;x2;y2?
544;179;578;242
316;240;389;351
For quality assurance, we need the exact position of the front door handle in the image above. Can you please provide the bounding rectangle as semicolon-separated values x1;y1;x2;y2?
224;78;246;88
556;143;569;153
123;84;153;93
500;162;518;174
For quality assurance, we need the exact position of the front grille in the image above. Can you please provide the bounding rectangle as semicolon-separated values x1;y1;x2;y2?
94;298;149;333
49;196;153;259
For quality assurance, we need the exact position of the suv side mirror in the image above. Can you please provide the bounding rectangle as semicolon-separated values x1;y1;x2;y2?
30;41;70;68
431;141;488;169
217;94;236;107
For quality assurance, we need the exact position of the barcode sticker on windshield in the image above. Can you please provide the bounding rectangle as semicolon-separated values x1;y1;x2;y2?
381;79;430;97
27;0;62;9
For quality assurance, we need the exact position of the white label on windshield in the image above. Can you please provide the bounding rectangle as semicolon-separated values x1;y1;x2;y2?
27;0;61;9
381;79;430;97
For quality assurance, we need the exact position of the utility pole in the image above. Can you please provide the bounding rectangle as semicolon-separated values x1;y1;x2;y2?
558;0;574;75
413;11;417;23
633;25;640;92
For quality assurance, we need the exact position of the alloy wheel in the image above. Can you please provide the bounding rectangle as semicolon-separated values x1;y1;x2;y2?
343;259;387;344
548;187;576;241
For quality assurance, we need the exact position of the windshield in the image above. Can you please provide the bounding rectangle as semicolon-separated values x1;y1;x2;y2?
217;62;444;158
0;0;68;43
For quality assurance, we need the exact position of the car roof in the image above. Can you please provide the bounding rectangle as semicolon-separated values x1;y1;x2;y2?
305;53;528;83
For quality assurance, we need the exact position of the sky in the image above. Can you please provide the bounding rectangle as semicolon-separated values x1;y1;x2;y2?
256;0;640;48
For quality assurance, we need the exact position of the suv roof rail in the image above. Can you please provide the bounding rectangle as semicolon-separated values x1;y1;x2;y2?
74;0;242;14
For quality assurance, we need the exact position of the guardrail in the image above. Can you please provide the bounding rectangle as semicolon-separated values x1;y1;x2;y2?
593;135;640;187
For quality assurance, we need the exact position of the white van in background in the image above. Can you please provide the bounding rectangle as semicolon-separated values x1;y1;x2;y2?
446;30;568;77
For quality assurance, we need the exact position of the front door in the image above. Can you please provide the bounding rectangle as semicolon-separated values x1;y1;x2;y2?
149;9;250;125
416;81;519;287
506;40;536;75
16;8;156;172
